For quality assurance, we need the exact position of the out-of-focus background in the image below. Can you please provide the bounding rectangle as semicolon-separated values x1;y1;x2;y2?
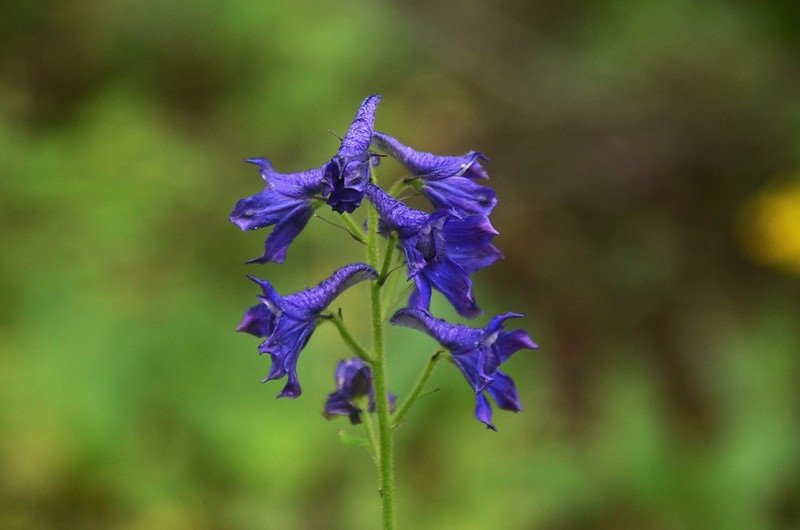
2;1;799;528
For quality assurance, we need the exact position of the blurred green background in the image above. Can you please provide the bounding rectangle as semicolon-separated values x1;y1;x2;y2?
2;1;800;528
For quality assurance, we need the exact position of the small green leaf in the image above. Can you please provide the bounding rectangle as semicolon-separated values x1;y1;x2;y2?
337;428;367;447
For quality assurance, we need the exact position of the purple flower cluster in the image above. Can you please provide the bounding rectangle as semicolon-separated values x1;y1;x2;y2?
231;95;536;429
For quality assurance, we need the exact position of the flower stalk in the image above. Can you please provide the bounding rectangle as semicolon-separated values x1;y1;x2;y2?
341;212;367;243
356;396;380;464
367;197;396;529
324;310;373;362
392;350;443;428
378;233;397;286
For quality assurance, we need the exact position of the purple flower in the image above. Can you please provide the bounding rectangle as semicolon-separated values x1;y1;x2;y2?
229;95;381;261
366;184;502;318
323;358;395;424
237;263;377;398
371;131;496;216
229;158;331;263
390;308;537;430
325;94;382;214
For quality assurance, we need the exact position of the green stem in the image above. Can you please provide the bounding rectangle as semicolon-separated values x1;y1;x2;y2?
353;396;379;465
392;350;443;428
341;212;367;243
378;234;398;286
367;200;395;530
325;311;373;363
387;178;407;197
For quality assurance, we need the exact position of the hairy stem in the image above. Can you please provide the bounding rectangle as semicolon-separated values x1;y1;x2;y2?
378;233;398;286
341;212;367;243
392;350;442;428
358;398;379;465
387;178;408;197
325;311;373;363
367;200;395;530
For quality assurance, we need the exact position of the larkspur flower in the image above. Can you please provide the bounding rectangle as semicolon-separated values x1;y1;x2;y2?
390;308;537;430
325;94;382;214
366;183;502;318
323;357;395;424
237;263;378;398
229;95;381;262
371;131;496;216
229;158;331;263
